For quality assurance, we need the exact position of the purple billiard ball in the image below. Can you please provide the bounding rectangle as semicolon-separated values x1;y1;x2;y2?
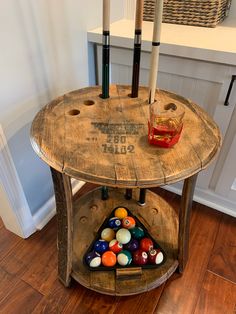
94;239;109;254
124;239;139;252
86;251;101;267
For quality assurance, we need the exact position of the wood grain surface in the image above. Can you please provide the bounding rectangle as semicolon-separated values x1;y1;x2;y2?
72;187;178;296
208;214;236;283
194;271;236;314
31;85;221;188
1;186;236;313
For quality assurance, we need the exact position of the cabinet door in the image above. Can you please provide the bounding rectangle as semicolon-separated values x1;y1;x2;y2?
210;100;236;202
96;45;236;199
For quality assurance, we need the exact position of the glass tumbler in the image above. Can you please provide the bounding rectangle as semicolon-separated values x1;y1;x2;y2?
148;100;185;148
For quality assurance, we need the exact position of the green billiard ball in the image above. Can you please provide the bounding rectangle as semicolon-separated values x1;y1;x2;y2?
130;227;145;240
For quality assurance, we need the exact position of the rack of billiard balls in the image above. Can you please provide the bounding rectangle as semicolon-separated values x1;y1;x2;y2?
85;207;165;270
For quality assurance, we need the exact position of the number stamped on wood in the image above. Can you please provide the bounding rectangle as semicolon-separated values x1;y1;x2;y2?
91;122;144;154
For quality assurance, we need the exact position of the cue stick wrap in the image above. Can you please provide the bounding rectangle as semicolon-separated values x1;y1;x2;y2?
148;0;164;104
131;0;144;98
102;0;110;99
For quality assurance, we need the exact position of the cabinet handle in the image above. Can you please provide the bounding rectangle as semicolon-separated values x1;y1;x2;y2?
224;75;236;106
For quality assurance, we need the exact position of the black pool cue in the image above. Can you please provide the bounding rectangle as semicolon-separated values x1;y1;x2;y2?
125;189;133;200
101;186;109;200
101;0;110;200
138;188;146;206
131;0;144;98
126;1;144;200
102;0;110;99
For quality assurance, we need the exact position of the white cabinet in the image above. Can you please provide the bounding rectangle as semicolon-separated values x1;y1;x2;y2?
95;44;236;216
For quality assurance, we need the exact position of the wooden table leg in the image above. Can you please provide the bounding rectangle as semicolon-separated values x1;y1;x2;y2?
50;167;73;287
178;173;198;273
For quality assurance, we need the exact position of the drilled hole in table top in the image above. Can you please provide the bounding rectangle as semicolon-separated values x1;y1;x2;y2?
84;100;95;106
68;109;80;116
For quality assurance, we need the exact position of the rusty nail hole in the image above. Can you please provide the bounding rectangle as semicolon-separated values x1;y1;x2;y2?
79;216;87;224
164;103;177;111
84;100;95;106
68;109;80;116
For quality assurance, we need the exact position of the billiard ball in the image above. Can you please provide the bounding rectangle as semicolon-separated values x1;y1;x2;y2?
85;251;101;267
108;217;121;230
140;238;154;252
130;227;145;240
114;207;128;219
124;239;139;252
133;250;148;265
122;216;136;229
102;251;117;267
109;239;123;254
101;228;115;242
117;250;132;266
94;239;109;254
116;228;131;244
148;249;164;265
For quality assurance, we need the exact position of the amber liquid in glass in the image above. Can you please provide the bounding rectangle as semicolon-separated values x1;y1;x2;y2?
148;102;184;148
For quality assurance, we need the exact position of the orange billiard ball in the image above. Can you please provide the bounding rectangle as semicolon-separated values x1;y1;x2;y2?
122;216;136;229
102;251;117;267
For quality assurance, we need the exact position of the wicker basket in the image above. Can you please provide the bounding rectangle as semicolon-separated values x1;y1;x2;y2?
143;0;232;28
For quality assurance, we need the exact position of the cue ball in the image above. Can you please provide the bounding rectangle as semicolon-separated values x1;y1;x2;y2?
116;228;131;244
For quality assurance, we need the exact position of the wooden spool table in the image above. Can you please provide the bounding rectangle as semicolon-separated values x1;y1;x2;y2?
31;85;221;296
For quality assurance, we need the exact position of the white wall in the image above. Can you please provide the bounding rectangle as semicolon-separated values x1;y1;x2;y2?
0;0;125;222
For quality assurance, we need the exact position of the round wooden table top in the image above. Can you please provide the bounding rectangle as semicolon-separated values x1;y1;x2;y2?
31;85;221;188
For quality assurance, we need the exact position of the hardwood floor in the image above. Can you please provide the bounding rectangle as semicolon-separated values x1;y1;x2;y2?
0;184;235;314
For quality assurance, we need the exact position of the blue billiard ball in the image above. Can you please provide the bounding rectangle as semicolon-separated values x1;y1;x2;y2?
94;239;109;254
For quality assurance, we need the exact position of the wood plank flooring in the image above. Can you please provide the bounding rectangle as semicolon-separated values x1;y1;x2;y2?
0;184;235;314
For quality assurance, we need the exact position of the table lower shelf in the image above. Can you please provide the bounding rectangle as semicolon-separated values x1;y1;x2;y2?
72;188;179;296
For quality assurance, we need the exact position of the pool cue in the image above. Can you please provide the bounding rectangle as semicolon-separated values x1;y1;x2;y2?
125;189;133;200
102;0;110;99
131;0;144;98
138;188;147;206
101;0;110;200
101;186;109;200
126;1;144;201
148;0;164;104
139;0;164;206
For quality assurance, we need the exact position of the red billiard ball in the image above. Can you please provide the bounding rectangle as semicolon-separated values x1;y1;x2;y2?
133;250;148;265
122;216;136;229
109;239;123;254
148;249;164;265
140;238;154;252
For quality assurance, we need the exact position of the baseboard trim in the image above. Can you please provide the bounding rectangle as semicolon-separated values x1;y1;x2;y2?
164;184;236;218
33;179;85;230
0;124;37;238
